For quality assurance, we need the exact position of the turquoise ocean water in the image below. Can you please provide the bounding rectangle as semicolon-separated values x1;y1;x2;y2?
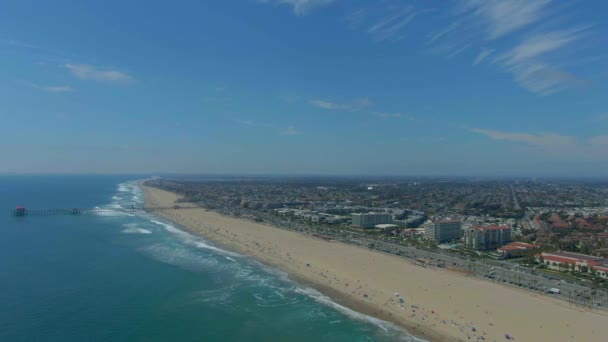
0;176;422;341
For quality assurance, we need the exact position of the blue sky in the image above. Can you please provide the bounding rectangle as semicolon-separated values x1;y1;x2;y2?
1;0;608;176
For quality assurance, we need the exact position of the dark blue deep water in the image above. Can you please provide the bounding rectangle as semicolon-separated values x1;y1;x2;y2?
0;176;420;341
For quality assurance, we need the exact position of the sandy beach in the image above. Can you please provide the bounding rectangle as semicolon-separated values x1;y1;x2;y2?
144;185;608;341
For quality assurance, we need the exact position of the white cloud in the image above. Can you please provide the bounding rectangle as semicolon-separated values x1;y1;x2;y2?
470;127;575;147
30;84;74;92
372;111;401;119
281;95;300;103
350;97;372;108
461;0;551;40
234;119;257;127
467;127;608;161
428;0;549;55
280;125;303;135
310;97;372;111
447;43;471;59
310;99;344;110
258;0;335;16
473;47;494;65
65;63;133;83
349;5;432;42
427;21;462;45
469;127;579;155
371;111;416;121
496;28;587;66
509;63;584;95
366;7;427;42
234;119;301;136
493;27;588;95
345;8;368;29
7;40;39;49
425;0;593;95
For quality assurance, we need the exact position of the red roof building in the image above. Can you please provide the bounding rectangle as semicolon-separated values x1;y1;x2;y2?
497;242;536;258
539;251;608;278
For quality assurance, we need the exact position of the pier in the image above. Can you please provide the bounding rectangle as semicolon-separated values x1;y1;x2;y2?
11;206;194;216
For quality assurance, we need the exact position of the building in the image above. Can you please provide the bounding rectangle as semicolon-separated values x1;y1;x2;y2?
351;212;392;228
539;251;608;278
419;220;435;240
464;225;511;251
375;223;399;230
14;206;26;216
434;219;462;243
497;242;536;259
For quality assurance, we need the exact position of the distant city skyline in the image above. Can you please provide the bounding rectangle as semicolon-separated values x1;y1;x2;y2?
1;1;607;176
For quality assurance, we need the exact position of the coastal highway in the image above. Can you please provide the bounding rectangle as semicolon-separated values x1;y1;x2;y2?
222;206;606;309
313;230;602;308
347;236;604;308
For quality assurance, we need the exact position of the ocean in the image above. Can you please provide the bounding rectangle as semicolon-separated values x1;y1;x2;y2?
0;175;421;341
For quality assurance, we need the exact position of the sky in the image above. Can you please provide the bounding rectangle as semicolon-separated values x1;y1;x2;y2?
1;0;608;176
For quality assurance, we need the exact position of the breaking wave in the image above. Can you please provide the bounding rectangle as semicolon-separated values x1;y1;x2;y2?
103;180;422;342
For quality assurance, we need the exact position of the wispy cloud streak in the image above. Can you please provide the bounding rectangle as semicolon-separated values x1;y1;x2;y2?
349;4;432;42
426;0;593;95
258;0;335;16
461;0;551;40
234;119;302;136
310;97;373;111
494;27;589;94
473;47;494;65
371;112;416;121
469;127;577;149
469;126;608;159
280;126;303;135
65;64;133;83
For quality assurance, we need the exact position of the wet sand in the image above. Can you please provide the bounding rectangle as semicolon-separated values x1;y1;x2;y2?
144;185;608;341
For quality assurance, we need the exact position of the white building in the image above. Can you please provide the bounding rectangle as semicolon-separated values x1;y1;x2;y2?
351;212;392;228
434;220;462;243
464;225;511;251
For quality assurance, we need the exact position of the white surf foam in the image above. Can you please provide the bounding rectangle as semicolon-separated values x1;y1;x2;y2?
148;219;241;258
122;227;152;234
121;223;152;234
140;243;219;271
294;287;424;341
94;209;131;217
193;241;241;257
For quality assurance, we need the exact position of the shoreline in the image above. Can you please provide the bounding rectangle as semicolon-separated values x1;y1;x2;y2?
141;185;444;341
142;184;608;342
286;272;435;341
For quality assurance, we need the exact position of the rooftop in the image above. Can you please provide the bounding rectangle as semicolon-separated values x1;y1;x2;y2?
542;251;605;265
472;225;509;231
436;219;460;224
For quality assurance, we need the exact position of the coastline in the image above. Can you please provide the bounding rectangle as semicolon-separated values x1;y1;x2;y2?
142;184;608;342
